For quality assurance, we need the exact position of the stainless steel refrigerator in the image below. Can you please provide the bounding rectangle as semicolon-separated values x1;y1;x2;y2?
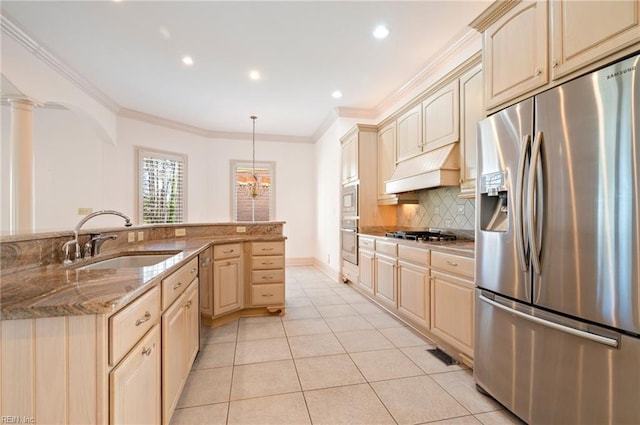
475;53;640;424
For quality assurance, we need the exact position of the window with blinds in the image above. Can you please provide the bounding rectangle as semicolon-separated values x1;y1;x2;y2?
231;161;275;222
139;149;186;224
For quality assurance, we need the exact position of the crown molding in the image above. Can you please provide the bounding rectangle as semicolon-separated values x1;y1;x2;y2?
1;13;120;114
468;0;521;32
371;27;481;119
335;107;376;119
120;108;313;144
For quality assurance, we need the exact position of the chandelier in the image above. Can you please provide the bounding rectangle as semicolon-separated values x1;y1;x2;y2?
237;115;270;198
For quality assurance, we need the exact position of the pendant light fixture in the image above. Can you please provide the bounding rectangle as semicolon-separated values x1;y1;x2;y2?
237;115;270;198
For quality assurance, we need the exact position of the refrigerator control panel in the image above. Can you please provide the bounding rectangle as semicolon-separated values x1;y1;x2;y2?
480;171;508;196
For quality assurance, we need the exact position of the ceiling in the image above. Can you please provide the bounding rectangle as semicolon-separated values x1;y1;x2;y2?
0;1;491;139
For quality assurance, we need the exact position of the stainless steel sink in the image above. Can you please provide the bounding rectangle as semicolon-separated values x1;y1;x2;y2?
77;251;181;270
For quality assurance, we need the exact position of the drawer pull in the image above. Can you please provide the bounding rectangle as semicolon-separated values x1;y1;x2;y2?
261;275;275;280
446;260;458;267
261;247;274;251
262;261;274;265
261;293;274;297
142;346;153;356
190;268;197;274
185;300;193;309
135;311;152;326
173;282;183;290
223;249;235;254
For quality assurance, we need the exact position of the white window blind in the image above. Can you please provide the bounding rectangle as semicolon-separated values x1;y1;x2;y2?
139;149;186;224
231;161;275;222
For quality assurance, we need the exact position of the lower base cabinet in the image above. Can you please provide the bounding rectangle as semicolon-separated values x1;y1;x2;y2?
110;324;161;425
397;260;430;331
162;279;199;425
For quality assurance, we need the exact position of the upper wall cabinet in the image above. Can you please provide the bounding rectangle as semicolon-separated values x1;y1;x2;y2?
396;104;423;162
473;0;640;112
422;80;460;152
483;1;548;110
550;0;640;79
459;64;484;198
377;121;396;202
341;130;359;185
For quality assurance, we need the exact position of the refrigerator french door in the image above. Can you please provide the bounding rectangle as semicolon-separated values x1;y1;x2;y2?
475;54;640;424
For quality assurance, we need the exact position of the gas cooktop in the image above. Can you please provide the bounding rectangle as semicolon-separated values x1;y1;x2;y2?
384;230;457;242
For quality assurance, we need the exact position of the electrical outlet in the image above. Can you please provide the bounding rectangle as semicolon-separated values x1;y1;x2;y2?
457;205;465;215
445;219;452;228
137;231;144;241
236;226;246;233
78;207;93;215
127;232;135;243
175;228;186;237
434;206;440;215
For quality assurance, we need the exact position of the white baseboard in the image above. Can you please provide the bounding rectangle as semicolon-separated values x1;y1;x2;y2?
312;258;341;281
285;257;314;266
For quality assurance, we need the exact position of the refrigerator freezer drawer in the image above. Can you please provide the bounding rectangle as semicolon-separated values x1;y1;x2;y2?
474;289;640;425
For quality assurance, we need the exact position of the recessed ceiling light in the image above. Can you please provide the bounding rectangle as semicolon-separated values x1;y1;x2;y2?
182;56;194;66
332;90;343;99
373;25;390;39
249;70;261;81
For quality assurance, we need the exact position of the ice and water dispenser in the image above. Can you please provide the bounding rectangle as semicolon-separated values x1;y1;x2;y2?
479;171;509;232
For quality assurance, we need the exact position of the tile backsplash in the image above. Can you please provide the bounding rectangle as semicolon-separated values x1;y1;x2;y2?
396;187;475;230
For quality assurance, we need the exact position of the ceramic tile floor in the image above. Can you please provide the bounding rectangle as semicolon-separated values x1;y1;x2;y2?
171;266;524;425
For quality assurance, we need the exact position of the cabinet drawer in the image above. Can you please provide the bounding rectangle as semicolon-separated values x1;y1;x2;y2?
398;245;430;266
162;257;198;310
252;269;285;284
251;284;285;306
252;241;284;256
213;243;242;260
359;237;375;250
376;240;397;257
431;251;474;280
251;255;285;270
110;286;160;366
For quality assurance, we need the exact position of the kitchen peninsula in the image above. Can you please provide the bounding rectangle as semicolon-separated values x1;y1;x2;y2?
0;222;286;425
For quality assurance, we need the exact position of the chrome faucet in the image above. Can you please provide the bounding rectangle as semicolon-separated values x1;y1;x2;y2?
62;210;132;264
84;233;118;258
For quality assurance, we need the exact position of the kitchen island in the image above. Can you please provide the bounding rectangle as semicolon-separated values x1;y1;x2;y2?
0;222;285;425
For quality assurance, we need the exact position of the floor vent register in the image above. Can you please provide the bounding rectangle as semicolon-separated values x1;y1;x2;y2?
427;348;459;366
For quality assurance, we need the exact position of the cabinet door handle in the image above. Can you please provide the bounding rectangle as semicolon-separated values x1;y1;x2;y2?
173;281;183;290
135;311;152;326
446;260;458;267
142;346;153;356
223;249;235;254
534;68;542;76
190;268;197;274
185;300;192;309
552;60;558;68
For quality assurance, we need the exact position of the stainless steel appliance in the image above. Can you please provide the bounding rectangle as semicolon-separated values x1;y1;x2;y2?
384;230;457;242
342;183;358;217
475;54;640;424
341;218;358;265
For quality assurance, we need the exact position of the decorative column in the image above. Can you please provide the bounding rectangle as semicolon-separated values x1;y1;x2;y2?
8;97;36;233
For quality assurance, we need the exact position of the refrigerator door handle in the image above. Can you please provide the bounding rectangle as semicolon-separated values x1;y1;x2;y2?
479;293;619;348
528;131;543;275
515;134;531;272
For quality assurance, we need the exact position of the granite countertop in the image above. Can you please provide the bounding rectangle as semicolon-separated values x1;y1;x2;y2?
0;235;285;320
358;232;475;258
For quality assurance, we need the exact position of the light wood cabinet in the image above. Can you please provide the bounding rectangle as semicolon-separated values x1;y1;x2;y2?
459;64;484;198
213;243;243;316
396;104;423;162
341;131;358;184
162;279;198;425
483;0;548;109
110;324;161;425
358;236;375;295
397;245;431;332
430;252;474;362
374;241;398;310
550;0;640;79
199;247;213;317
422;80;460;152
377;121;396;203
250;241;285;309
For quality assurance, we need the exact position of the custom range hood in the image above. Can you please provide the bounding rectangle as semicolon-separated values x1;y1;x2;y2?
385;143;460;194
